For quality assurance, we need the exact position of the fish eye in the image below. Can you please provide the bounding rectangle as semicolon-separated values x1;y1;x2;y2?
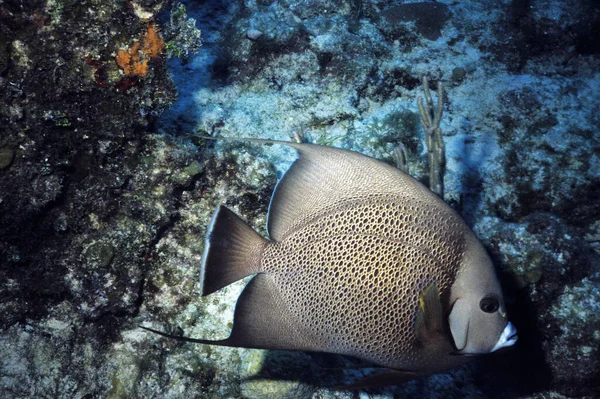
480;297;500;313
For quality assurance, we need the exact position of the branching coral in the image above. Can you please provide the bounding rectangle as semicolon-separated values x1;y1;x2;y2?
418;77;445;198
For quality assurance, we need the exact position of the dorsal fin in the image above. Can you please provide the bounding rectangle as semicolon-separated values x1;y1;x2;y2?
264;142;440;241
202;137;443;241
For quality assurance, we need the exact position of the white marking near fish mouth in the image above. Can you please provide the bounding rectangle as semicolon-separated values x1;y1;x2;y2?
491;321;518;352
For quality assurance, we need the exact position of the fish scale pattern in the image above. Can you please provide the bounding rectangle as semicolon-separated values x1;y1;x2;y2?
262;194;468;369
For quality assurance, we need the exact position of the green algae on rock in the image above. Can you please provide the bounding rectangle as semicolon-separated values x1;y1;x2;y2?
0;148;15;170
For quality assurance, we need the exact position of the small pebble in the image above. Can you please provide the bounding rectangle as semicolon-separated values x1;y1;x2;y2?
246;28;263;41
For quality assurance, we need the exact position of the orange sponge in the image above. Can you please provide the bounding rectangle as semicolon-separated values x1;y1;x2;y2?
116;24;164;77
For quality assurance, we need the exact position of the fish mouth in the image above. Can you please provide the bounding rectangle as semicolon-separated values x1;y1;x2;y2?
491;321;518;352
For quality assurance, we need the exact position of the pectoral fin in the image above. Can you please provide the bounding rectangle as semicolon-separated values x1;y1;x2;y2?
415;282;444;344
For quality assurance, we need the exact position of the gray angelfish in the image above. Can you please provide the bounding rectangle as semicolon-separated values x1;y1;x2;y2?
142;139;517;385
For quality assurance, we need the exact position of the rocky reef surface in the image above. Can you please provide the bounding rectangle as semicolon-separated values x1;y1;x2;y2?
1;0;599;398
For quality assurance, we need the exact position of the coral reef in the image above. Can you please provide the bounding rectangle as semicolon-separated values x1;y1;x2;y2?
1;0;599;398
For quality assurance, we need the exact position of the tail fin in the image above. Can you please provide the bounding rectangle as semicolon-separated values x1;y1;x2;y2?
201;205;268;296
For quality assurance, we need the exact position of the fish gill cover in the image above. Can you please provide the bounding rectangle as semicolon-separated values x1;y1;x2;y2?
0;0;599;398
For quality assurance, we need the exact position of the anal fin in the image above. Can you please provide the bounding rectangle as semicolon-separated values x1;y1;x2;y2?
220;274;314;351
142;274;315;352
